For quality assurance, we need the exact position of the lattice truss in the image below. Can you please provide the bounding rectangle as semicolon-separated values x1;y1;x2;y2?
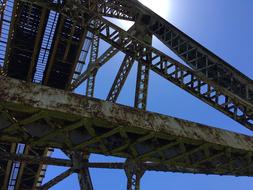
0;0;252;189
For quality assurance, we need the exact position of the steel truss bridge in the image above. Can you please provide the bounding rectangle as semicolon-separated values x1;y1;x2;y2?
0;0;252;189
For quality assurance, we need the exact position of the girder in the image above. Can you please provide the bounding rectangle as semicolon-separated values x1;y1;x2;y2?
24;0;253;130
96;0;135;21
71;24;136;90
39;168;73;190
72;152;94;190
1;76;253;177
86;17;253;130
86;22;100;97
134;53;150;110
0;143;16;189
22;0;135;21
27;0;253;130
72;31;93;83
72;44;118;90
1;2;58;183
1;0;252;189
14;146;49;189
3;152;248;176
133;27;152;110
111;0;253;107
125;159;145;190
107;56;134;102
141;8;253;105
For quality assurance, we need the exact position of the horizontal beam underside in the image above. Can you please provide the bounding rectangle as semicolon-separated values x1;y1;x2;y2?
0;76;253;176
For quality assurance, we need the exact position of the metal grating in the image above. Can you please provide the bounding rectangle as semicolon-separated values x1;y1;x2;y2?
33;9;59;84
0;0;14;68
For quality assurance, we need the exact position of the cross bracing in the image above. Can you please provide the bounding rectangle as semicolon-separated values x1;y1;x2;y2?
0;0;252;189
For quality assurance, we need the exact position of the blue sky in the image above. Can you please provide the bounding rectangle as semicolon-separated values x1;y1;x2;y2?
43;0;253;189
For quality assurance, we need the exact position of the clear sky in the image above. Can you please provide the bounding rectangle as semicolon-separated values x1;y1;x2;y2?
43;0;253;189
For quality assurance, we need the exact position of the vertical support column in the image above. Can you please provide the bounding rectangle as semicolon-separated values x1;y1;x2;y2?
86;22;100;97
134;26;152;110
134;56;151;110
72;152;93;190
124;159;145;190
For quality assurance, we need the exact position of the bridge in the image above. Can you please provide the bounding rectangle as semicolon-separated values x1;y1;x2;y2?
0;0;252;189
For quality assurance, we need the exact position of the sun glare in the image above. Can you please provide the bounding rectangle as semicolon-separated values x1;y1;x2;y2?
138;0;171;19
113;0;171;30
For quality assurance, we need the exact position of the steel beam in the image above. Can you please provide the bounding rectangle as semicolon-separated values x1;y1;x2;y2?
86;22;100;97
90;0;253;108
106;56;134;102
66;28;89;89
85;17;253;130
2;152;249;176
38;168;73;190
127;0;253;106
1;76;253;176
72;44;118;90
22;0;135;21
23;0;253;107
30;0;253;130
134;30;152;110
70;25;136;90
124;159;144;190
134;58;150;110
71;152;94;190
1;143;16;189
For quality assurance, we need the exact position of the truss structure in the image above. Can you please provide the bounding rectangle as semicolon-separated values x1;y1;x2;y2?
0;0;252;189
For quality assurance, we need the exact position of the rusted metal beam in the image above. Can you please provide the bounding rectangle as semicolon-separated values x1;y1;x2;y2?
132;24;153;110
2;143;16;189
22;0;135;21
24;0;253;108
86;25;100;97
86;17;253;130
33;148;54;189
32;0;253;130
134;58;150;110
127;0;253;105
38;168;73;190
0;152;71;167
106;56;134;102
1;152;247;176
13;145;29;190
71;44;118;90
66;29;89;89
71;152;94;190
70;25;136;90
124;159;144;190
0;151;229;177
1;76;253;176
